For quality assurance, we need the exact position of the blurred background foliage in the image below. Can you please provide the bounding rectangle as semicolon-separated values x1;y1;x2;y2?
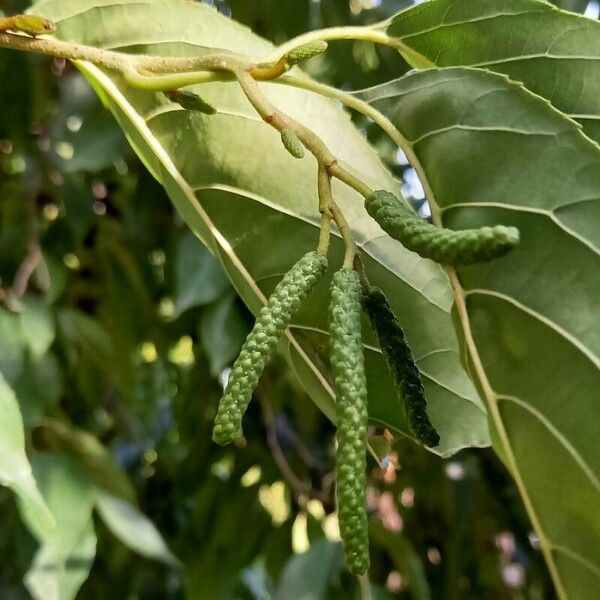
0;0;596;598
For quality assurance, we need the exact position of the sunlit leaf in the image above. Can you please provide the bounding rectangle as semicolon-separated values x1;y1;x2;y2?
0;374;54;531
20;453;97;600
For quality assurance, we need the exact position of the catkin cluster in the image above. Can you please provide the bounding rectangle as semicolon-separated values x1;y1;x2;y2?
211;182;516;577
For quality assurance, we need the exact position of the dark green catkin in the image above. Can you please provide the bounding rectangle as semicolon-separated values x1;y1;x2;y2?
362;287;439;447
212;251;327;446
365;190;519;265
164;89;216;115
329;268;370;575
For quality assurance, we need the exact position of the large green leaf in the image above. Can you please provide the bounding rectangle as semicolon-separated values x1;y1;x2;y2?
379;0;600;143
0;374;54;531
31;0;488;455
356;67;600;600
20;453;97;600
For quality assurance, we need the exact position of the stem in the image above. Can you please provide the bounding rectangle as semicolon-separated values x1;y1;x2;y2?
263;25;435;69
319;167;356;268
234;69;372;202
358;573;372;600
317;213;332;257
123;66;231;90
266;26;393;62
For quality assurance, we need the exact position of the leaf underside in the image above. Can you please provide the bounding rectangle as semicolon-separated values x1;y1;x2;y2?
32;0;489;456
357;66;600;599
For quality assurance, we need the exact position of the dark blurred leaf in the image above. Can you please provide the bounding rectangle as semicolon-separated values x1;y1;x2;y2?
14;353;62;425
35;255;67;304
275;539;344;600
0;307;25;384
41;419;136;504
49;74;126;173
173;232;230;317
95;491;180;568
200;291;249;375
370;520;430;600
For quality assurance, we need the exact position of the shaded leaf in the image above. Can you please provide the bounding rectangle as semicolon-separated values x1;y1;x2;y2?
41;419;136;504
275;539;344;600
0;307;25;384
357;66;600;600
173;231;230;317
95;491;180;568
200;291;250;375
370;520;430;600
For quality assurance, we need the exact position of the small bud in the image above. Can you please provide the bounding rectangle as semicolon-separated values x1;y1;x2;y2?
12;15;55;36
280;128;305;159
286;41;328;65
164;89;216;115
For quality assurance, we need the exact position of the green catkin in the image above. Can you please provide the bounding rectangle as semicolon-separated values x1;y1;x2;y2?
286;41;328;65
329;268;370;575
365;190;520;265
0;15;55;36
164;89;216;115
280;128;305;159
362;286;440;448
212;251;327;446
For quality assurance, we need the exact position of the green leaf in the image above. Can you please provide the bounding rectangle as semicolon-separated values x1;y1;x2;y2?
0;307;25;384
173;231;230;317
550;0;592;13
41;419;136;504
381;0;600;143
200;291;250;375
0;374;54;531
20;453;97;600
275;539;344;600
25;520;96;600
20;297;55;359
356;67;600;600
95;491;180;568
33;0;489;455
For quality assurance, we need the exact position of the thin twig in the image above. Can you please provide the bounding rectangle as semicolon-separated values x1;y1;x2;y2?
257;383;332;507
12;236;43;298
